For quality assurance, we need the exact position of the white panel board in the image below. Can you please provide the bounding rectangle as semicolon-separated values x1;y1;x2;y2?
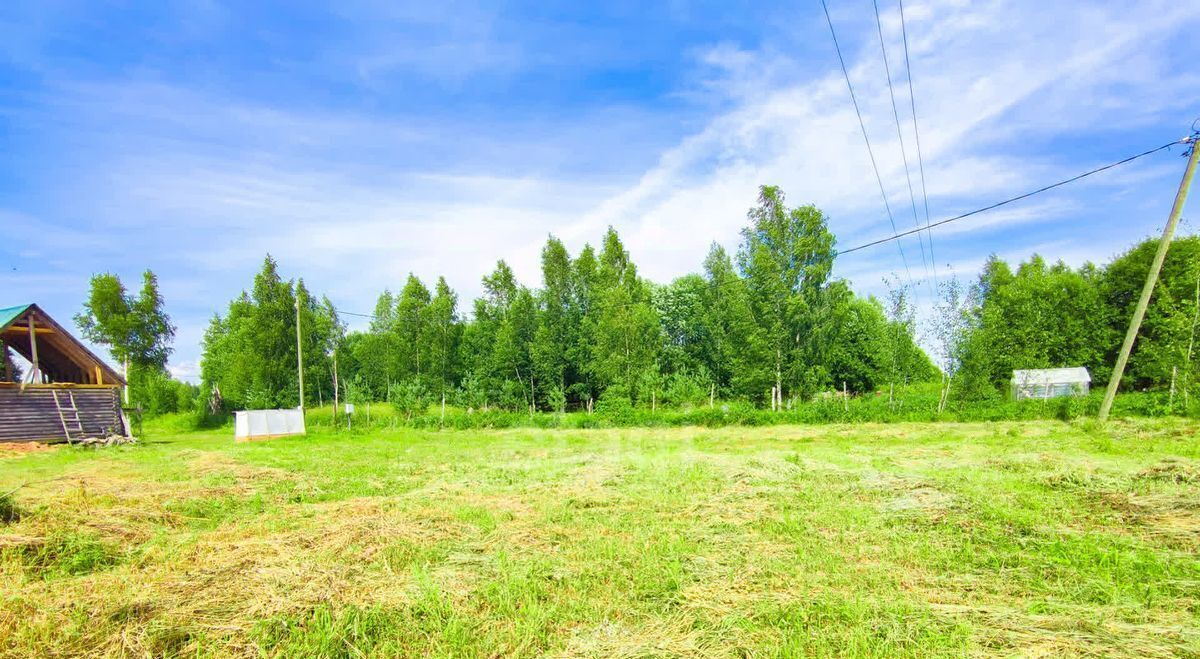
234;409;306;441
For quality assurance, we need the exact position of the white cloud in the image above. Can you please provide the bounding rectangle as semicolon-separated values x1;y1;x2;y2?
4;0;1198;374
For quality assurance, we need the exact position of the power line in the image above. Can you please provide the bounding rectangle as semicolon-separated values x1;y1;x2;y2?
837;138;1189;256
820;0;916;293
330;138;1188;323
897;0;938;290
336;310;378;319
872;0;932;292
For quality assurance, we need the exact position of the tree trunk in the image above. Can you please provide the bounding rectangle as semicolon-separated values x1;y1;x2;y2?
775;348;782;413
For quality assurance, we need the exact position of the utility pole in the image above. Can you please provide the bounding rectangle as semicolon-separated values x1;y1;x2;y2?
1099;134;1200;421
295;295;305;411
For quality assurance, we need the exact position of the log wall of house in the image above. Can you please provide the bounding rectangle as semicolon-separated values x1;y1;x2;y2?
0;386;124;442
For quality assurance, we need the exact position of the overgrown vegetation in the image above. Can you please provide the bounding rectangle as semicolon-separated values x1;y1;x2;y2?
183;187;1200;420
0;419;1196;656
284;386;1180;434
70;186;1199;422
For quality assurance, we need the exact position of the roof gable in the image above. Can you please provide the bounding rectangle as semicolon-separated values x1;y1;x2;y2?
0;305;32;332
1;304;125;386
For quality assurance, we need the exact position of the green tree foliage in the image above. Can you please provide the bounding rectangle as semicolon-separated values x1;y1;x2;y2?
460;260;526;409
76;270;176;371
196;188;1095;413
568;244;600;407
533;237;577;411
426;277;461;402
737;186;836;402
394;274;431;380
1101;236;1200;393
955;255;1112;399
927;277;971;411
76;270;181;412
197;201;1200;414
821;294;891;394
200;255;340;410
590;228;661;404
949;241;1200;402
700;244;757;397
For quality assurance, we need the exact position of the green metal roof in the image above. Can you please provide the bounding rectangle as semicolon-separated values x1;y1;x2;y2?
0;304;32;331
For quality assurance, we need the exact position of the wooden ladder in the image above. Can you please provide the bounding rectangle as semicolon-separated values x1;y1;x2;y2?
52;390;85;445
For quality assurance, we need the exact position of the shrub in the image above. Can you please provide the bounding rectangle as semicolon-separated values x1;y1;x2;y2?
390;379;431;419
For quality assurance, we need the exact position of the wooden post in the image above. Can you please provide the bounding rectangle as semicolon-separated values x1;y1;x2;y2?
1170;365;1177;410
1;340;10;382
295;297;305;411
441;393;446;425
28;312;40;384
843;381;849;412
1100;135;1200;421
709;383;715;409
332;351;339;423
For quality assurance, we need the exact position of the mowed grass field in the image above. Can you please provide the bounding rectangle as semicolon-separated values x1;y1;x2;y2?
0;420;1198;657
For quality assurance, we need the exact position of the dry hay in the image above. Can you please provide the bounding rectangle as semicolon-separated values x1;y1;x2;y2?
553;616;728;658
0;442;56;459
0;489;490;657
1136;458;1200;485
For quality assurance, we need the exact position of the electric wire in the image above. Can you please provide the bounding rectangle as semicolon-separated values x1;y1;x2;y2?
872;0;932;293
837;138;1189;256
897;0;938;289
820;0;916;293
329;138;1188;321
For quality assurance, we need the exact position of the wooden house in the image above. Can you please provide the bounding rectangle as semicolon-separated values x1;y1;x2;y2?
0;304;128;443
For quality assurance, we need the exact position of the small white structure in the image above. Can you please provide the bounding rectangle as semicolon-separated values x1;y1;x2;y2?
1011;367;1091;400
234;408;306;441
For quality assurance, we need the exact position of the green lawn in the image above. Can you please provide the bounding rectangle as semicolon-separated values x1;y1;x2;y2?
0;419;1198;657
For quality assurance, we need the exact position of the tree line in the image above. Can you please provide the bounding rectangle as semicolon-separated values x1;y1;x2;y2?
951;236;1200;405
70;185;1200;416
198;186;936;414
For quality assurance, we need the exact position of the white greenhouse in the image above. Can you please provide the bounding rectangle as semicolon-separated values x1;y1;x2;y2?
1011;367;1091;400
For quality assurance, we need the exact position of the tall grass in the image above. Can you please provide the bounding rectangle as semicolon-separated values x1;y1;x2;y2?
146;385;1188;437
1;419;1197;656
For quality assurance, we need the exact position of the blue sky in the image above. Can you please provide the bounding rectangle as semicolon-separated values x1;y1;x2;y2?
2;0;1198;381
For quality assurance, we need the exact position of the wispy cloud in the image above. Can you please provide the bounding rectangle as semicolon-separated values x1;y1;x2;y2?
1;0;1197;378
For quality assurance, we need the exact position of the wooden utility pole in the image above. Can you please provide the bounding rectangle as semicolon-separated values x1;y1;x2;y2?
295;296;305;411
1099;135;1200;421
